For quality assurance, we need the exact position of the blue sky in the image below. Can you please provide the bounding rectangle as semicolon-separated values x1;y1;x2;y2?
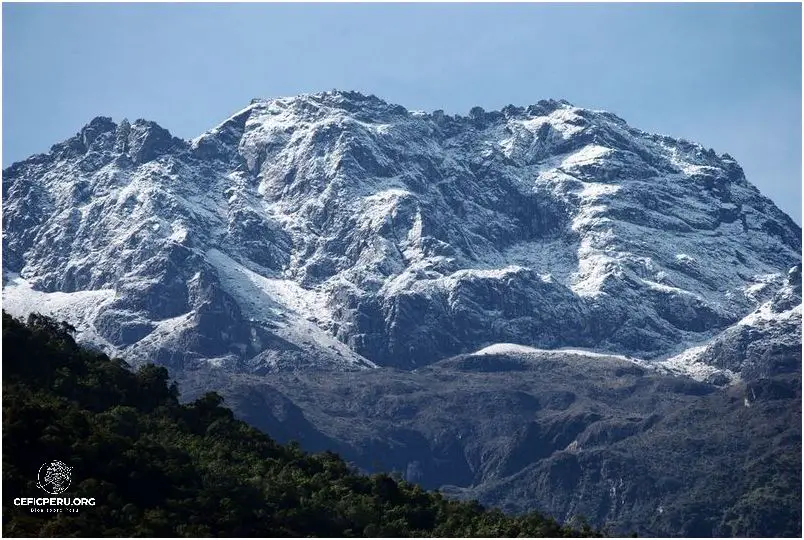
3;3;801;222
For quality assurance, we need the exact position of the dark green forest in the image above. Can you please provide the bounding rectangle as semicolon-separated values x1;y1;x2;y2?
2;312;600;537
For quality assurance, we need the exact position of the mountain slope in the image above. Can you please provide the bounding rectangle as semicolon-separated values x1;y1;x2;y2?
2;91;800;378
2;312;600;537
176;345;801;537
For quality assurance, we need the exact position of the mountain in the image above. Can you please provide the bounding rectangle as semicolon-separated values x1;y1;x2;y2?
3;90;801;536
3;90;800;378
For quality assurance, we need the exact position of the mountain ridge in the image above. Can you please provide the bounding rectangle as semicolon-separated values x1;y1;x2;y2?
3;90;801;379
3;90;801;536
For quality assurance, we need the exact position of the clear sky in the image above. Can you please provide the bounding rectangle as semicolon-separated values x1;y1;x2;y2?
3;3;801;223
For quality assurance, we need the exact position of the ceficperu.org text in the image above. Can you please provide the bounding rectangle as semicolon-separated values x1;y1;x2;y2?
14;498;95;506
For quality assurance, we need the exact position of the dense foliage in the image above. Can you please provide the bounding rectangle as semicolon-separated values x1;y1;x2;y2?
2;312;600;537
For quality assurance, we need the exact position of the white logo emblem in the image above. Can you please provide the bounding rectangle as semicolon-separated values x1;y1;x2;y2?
37;460;72;495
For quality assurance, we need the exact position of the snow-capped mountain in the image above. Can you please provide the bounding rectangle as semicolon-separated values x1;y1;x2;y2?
3;90;800;380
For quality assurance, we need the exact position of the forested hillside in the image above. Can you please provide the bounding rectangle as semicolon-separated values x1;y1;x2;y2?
1;312;599;537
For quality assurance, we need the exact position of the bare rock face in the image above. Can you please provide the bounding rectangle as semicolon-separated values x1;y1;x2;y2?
3;90;800;379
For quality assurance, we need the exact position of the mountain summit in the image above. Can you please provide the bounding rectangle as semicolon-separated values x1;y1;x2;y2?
4;91;802;536
3;91;800;381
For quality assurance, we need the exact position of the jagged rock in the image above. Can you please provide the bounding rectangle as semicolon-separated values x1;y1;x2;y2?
2;90;800;379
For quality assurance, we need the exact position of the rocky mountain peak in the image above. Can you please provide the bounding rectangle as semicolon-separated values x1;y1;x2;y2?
79;116;117;149
3;91;800;379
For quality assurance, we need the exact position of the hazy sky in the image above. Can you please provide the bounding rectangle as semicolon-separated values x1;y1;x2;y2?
3;3;801;223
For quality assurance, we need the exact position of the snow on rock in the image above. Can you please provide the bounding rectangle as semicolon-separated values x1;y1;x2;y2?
656;345;740;385
2;90;800;377
3;274;119;354
474;343;635;362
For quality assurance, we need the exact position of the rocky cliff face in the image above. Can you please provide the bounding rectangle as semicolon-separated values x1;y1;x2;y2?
3;90;800;380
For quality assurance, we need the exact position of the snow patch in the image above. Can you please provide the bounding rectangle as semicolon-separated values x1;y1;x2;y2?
656;345;739;384
205;249;376;370
473;343;636;362
3;274;119;355
560;145;612;169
